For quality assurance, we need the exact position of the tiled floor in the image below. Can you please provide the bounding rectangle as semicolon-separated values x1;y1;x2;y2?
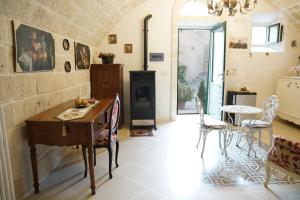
26;115;300;200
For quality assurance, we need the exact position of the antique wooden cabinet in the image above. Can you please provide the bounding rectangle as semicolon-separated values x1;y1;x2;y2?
90;64;124;128
276;76;300;125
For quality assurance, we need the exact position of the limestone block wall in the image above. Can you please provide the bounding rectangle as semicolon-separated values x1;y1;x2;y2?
0;4;99;199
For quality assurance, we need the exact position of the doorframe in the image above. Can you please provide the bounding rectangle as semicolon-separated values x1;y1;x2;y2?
176;28;212;115
207;21;227;119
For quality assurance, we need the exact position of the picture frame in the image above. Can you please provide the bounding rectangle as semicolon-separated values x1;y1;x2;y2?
124;44;132;53
14;21;55;72
108;34;117;44
74;42;90;70
228;37;249;52
63;39;70;50
64;61;71;72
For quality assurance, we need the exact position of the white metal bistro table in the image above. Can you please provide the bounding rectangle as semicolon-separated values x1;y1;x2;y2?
220;105;263;156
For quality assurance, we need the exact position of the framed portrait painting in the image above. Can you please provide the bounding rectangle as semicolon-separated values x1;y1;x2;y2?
124;44;132;53
108;34;117;44
14;22;55;72
74;42;90;70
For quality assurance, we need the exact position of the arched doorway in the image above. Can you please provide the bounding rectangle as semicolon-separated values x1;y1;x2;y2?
171;0;226;120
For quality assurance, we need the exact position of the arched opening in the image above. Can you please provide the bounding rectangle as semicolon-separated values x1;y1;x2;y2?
171;0;225;120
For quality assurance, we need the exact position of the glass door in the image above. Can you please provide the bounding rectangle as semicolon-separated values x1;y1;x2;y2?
177;29;210;114
207;22;226;120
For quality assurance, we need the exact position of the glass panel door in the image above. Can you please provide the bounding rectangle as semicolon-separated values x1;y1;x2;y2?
207;22;226;120
177;29;210;114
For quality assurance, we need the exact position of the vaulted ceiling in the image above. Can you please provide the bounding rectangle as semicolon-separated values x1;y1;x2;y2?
266;0;300;30
1;0;299;48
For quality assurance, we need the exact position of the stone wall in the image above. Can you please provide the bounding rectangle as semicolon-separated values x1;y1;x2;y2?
0;3;99;199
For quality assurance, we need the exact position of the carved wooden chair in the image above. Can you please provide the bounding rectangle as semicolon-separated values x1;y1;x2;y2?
241;95;279;148
82;94;120;179
196;97;230;157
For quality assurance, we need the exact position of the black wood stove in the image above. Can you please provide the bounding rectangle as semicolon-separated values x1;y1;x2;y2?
130;14;156;130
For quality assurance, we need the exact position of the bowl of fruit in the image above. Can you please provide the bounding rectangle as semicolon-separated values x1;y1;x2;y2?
74;98;89;108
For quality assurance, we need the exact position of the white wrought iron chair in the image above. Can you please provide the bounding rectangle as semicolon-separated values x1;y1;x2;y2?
196;97;230;157
241;95;279;154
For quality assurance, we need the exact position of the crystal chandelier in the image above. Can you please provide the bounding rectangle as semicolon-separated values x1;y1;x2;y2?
207;0;257;16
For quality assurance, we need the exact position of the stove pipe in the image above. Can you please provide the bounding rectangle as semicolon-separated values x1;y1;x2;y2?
143;14;152;71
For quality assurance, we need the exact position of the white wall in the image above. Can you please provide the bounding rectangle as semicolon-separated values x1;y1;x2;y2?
225;2;300;106
99;0;174;122
99;0;300;122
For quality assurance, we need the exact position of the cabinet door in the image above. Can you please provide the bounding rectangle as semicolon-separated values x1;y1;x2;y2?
99;67;120;98
289;81;300;119
276;79;291;115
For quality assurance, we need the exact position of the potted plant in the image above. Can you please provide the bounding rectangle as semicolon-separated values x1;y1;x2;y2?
98;52;115;64
197;79;207;113
177;65;194;109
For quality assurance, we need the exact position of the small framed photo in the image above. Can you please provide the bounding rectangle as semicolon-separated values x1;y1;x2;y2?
124;44;132;53
228;37;249;52
63;39;70;50
108;34;117;44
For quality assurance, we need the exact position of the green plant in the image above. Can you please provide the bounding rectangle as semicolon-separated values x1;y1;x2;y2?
178;64;194;102
178;65;187;84
178;82;194;102
197;79;207;110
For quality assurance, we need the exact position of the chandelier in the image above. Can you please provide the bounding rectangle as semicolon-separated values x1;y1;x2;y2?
207;0;257;16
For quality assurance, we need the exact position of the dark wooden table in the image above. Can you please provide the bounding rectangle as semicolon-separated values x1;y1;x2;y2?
25;98;113;195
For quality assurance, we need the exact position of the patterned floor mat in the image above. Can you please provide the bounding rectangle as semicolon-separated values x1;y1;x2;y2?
130;129;154;137
201;137;300;186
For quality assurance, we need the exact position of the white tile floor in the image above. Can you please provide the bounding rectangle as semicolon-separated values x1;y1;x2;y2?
26;115;300;200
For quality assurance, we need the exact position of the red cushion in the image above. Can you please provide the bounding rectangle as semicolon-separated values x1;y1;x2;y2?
268;137;300;175
94;129;117;145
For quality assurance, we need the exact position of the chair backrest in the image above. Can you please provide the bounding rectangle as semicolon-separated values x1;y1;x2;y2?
262;95;279;124
195;96;205;127
109;94;120;139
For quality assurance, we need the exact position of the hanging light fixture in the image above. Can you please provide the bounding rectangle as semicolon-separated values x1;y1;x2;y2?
207;0;257;16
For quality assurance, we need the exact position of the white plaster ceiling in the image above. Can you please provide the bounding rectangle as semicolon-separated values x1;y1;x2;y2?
1;0;299;47
264;0;300;30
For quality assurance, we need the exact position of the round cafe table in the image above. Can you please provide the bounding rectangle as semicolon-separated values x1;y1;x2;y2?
220;105;263;156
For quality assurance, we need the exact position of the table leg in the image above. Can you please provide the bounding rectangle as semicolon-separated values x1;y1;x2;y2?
88;146;96;195
29;144;39;193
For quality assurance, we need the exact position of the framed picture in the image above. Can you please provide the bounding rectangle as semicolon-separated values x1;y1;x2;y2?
14;22;55;72
63;39;70;50
228;37;249;52
124;44;132;53
74;42;90;70
108;34;117;44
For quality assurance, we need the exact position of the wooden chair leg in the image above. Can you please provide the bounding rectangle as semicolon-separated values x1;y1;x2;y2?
93;146;96;166
115;141;119;168
107;146;113;179
82;145;87;178
264;161;271;187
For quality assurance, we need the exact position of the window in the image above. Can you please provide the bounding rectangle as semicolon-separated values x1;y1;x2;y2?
252;23;281;46
268;23;280;44
252;27;267;45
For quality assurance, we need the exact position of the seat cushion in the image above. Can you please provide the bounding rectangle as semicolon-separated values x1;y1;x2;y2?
204;115;227;129
241;119;269;128
268;137;300;175
94;129;117;145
